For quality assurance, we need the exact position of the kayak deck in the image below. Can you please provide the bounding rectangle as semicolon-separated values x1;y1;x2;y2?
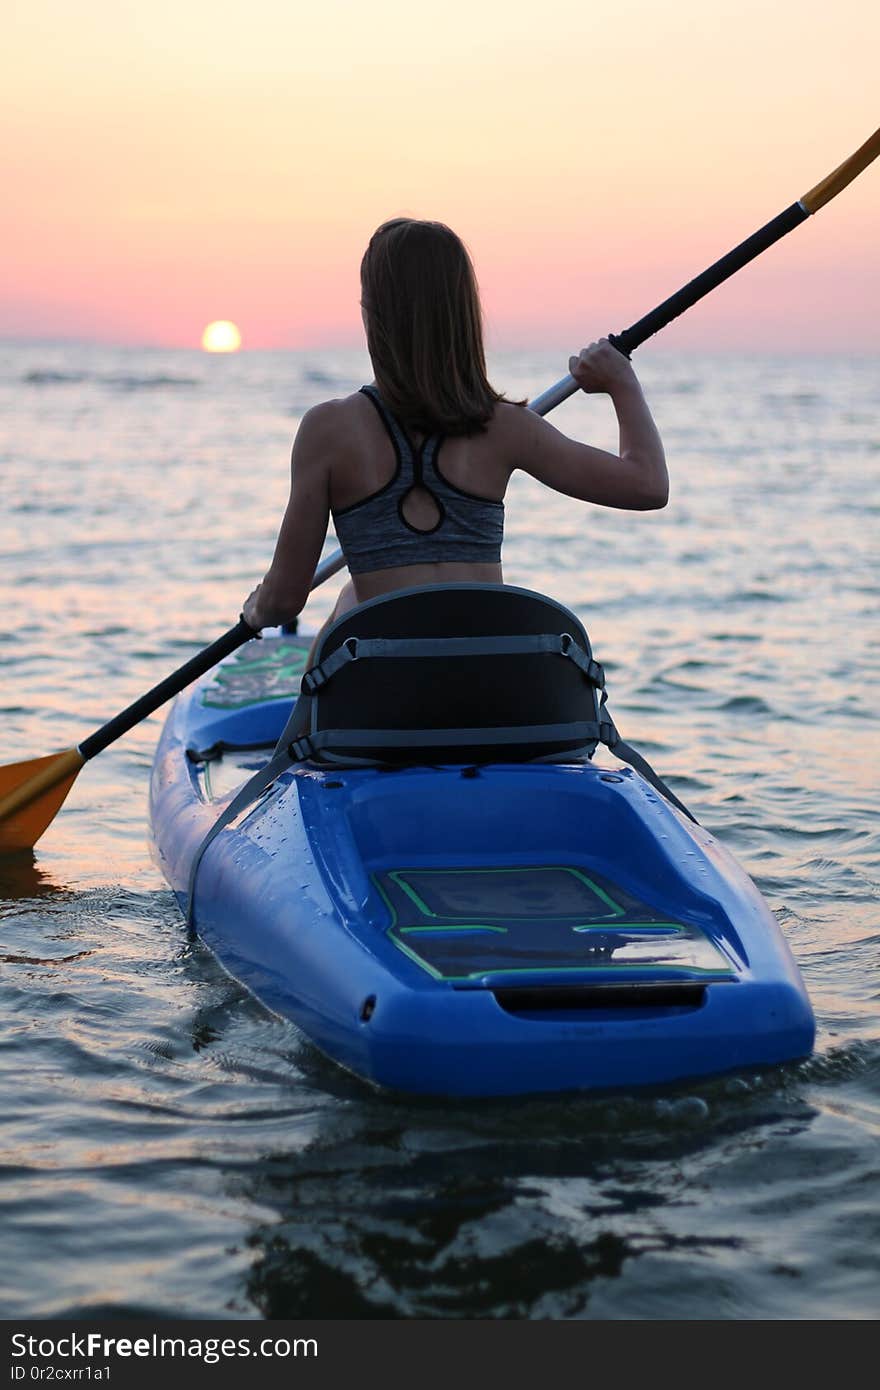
372;864;735;987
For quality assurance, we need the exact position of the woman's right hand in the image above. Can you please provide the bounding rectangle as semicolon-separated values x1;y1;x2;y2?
568;339;638;396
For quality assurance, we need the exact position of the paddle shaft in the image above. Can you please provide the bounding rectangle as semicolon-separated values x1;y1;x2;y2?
534;126;880;411
530;202;814;412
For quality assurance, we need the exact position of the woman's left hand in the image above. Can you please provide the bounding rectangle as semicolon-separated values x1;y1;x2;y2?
241;586;264;632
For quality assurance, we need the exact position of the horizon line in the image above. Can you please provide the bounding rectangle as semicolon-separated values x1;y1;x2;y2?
2;334;879;359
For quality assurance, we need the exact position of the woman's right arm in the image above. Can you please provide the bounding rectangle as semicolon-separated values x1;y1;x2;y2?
511;339;668;510
241;405;333;630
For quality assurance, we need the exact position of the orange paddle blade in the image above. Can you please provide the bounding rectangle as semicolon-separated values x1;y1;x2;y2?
0;748;85;852
801;125;880;213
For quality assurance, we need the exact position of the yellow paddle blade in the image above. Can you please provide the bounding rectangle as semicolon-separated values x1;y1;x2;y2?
0;748;85;852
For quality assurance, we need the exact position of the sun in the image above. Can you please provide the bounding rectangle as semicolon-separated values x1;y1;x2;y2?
201;320;242;353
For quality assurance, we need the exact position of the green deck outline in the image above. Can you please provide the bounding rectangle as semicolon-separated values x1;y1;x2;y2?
217;651;306;674
572;921;686;935
388;865;625;920
400;923;508;935
372;866;737;984
386;946;736;984
201;638;310;711
391;936;445;980
373;875;401;929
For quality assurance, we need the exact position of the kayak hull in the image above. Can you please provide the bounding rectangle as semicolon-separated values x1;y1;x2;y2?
149;633;814;1098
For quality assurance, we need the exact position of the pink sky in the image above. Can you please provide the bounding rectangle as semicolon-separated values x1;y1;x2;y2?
3;0;879;351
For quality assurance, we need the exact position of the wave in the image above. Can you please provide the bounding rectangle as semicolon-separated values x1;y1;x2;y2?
761;391;825;407
302;368;340;386
22;370;89;385
22;370;200;391
103;374;201;391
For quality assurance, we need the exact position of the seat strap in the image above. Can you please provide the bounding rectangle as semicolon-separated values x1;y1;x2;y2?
597;720;698;824
301;632;605;694
289;720;602;761
186;739;276;764
291;682;697;822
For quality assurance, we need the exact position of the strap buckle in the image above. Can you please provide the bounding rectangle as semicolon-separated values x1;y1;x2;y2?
301;637;359;696
559;633;606;688
301;668;326;695
598;718;619;749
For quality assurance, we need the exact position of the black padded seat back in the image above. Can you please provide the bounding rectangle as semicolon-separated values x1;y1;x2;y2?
295;583;607;766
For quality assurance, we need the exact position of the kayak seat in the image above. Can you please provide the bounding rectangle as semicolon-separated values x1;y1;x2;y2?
288;582;613;767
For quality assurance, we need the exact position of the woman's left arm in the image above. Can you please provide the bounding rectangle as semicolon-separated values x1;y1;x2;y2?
242;404;334;630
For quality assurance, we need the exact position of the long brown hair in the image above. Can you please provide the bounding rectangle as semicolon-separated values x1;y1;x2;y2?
360;218;510;435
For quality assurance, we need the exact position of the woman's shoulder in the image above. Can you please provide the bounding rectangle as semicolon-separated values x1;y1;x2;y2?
492;398;530;427
486;397;538;449
300;390;369;423
293;392;372;445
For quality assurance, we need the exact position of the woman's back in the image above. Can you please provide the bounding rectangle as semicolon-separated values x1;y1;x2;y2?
241;218;669;632
327;387;514;514
325;386;512;601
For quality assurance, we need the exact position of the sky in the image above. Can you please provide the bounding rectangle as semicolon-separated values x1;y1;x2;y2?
3;0;879;351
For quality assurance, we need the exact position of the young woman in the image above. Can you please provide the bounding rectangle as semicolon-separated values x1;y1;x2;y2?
242;218;667;633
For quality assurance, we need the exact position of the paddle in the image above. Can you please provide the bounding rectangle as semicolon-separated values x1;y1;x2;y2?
2;126;877;853
529;122;880;413
0;552;340;852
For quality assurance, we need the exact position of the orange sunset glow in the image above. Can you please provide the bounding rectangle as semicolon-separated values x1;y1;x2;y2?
3;0;879;351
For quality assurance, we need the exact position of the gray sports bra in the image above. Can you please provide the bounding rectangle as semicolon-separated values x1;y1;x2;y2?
331;386;504;576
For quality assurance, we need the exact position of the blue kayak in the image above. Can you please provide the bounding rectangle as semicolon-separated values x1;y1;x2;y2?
149;584;814;1097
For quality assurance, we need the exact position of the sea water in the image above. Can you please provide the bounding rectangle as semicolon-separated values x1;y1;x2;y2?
0;342;877;1319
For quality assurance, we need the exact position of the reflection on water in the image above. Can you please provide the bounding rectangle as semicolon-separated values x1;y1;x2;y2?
0;344;878;1319
241;1076;821;1319
0;851;65;901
